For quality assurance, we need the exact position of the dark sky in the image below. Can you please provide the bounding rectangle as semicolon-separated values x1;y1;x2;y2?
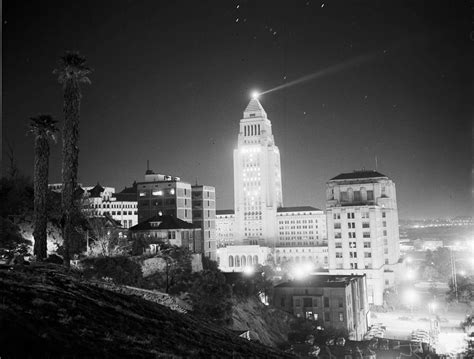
3;0;472;219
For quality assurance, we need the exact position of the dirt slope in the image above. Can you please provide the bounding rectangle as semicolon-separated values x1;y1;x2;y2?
0;264;294;359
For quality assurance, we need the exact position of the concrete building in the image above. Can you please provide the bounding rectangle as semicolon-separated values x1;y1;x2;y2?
272;274;369;340
137;171;192;224
192;185;217;260
326;170;401;305
129;214;202;255
216;245;271;272
274;246;329;269
233;98;283;246
49;182;138;229
276;206;327;247
215;210;235;247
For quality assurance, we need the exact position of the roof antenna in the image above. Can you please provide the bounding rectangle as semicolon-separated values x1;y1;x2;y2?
147;160;150;172
195;177;198;186
375;156;378;171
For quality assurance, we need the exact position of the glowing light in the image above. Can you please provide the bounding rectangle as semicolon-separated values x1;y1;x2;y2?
406;269;416;281
243;266;254;275
251;90;260;99
405;256;413;264
403;288;419;306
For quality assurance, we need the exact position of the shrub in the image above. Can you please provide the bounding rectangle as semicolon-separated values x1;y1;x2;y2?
81;256;142;286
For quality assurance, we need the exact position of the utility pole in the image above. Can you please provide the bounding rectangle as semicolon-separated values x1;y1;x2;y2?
450;247;458;302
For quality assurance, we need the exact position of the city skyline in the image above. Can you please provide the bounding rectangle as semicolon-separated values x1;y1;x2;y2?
3;1;471;219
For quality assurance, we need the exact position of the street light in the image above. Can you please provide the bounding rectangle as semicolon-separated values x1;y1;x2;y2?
403;288;419;313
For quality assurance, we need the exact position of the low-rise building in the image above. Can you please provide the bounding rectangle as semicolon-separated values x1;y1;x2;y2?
274;246;329;269
272;274;369;341
216;245;271;272
129;214;202;255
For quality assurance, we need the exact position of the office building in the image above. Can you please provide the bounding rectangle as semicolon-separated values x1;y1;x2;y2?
326;170;401;305
272;274;369;340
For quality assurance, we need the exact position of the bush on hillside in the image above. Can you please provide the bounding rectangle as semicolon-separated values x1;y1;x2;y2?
81;256;142;286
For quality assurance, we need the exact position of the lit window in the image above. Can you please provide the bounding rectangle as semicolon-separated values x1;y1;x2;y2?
139;192;146;197
170;188;175;195
152;190;163;196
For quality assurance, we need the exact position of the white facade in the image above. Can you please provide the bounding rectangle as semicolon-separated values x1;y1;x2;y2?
216;245;272;272
233;98;283;246
326;171;401;305
276;207;327;247
216;211;235;247
88;197;138;229
274;246;329;269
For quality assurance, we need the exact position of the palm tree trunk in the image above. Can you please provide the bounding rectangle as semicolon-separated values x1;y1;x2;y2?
33;136;50;260
62;79;81;267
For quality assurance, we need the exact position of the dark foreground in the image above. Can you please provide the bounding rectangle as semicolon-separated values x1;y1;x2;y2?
0;264;294;358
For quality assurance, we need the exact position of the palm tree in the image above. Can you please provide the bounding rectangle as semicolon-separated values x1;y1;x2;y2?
53;51;91;266
28;115;58;260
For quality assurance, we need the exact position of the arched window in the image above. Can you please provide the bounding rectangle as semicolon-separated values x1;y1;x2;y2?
235;256;240;267
229;255;234;267
241;256;246;267
253;255;258;264
247;255;252;265
347;187;353;202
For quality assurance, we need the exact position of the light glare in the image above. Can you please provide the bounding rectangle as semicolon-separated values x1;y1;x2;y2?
251;91;260;99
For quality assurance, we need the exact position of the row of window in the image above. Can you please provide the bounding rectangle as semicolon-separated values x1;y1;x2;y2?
228;255;259;267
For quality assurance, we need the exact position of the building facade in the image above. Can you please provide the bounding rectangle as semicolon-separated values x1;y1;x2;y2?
272;274;369;340
215;210;235;247
137;171;192;224
276;206;327;247
274;246;329;269
129;214;202;255
216;245;272;272
233;98;283;246
326;170;401;305
192;185;217;260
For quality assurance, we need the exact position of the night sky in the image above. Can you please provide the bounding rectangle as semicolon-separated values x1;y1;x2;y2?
3;0;472;219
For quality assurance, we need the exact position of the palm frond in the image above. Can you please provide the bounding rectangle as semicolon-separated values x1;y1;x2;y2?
28;114;59;142
53;51;93;85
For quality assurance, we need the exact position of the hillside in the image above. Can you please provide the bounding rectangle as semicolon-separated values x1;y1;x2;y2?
0;264;294;358
230;297;296;348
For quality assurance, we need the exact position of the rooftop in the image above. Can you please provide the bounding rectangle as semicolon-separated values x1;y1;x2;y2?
330;170;387;181
277;206;321;213
244;98;267;117
129;214;198;231
274;274;365;288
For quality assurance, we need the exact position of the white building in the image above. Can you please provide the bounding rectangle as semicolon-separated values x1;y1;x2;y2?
216;245;272;272
48;182;139;229
233;97;283;246
216;210;235;247
326;170;401;305
276;206;327;247
274;246;329;269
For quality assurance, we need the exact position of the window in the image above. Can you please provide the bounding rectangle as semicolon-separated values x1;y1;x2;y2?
303;298;312;307
336;252;343;258
362;222;370;228
339;313;344;322
385;258;389;264
353;191;361;202
367;190;374;200
139;192;146;197
349;232;356;238
349;242;356;248
363;242;371;248
335;242;342;248
152;190;163;196
383;221;387;227
347;212;355;219
350;252;357;258
382;212;386;218
324;312;330;321
348;222;355;229
383;230;387;236
363;232;370;238
295;299;301;307
324;297;329;307
334;223;341;229
338;298;343;308
333;213;340;220
280;297;285;307
335;232;342;239
350;263;358;269
364;252;372;258
362;212;369;219
384;248;388;254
